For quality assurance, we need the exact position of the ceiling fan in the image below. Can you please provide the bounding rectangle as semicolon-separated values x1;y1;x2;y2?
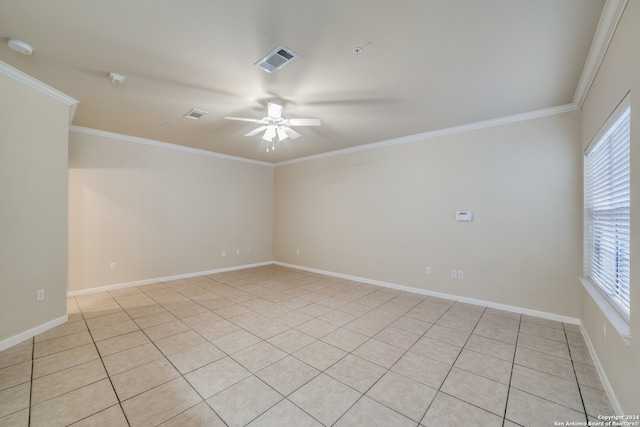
225;102;321;152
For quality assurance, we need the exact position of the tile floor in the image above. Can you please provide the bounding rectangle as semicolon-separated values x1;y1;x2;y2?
0;265;614;426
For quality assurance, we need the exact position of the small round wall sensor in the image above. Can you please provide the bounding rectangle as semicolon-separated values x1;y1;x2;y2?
352;47;363;55
8;39;34;55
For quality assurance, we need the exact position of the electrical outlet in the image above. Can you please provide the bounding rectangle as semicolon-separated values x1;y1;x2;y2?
36;289;44;301
110;262;117;270
451;270;457;278
426;266;431;274
221;250;226;257
458;270;464;279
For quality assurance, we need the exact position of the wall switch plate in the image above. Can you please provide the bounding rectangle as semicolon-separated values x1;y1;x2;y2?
36;289;44;301
235;249;240;255
221;251;226;257
110;262;117;270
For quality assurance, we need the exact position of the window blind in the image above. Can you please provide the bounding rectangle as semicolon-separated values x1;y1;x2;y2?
584;99;631;321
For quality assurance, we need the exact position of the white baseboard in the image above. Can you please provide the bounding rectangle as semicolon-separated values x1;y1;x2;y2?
68;260;579;325
275;261;581;325
579;323;624;415
0;315;68;352
67;261;272;297
5;261;619;415
277;262;627;414
27;261;623;415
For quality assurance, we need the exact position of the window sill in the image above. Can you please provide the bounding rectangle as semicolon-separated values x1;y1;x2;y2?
580;277;631;345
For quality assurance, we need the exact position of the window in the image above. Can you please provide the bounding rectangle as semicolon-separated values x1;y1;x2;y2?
584;94;631;328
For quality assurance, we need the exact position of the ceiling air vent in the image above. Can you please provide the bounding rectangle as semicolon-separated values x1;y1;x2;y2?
183;108;208;120
255;45;298;73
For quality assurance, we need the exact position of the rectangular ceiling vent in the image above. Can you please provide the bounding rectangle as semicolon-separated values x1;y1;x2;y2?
255;45;298;73
183;108;208;120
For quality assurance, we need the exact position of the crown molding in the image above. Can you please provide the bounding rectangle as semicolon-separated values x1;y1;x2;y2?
0;60;79;124
277;0;627;168
573;0;628;108
275;103;578;167
69;126;273;167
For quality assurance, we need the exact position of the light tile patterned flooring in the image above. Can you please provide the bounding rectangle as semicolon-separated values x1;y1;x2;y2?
0;265;614;426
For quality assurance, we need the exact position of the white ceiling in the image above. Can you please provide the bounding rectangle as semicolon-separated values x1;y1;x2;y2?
0;0;607;163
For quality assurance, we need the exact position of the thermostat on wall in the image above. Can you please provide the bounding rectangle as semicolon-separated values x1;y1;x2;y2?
455;211;473;222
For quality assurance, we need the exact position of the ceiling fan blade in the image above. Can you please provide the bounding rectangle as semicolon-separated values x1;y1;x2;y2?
267;103;283;119
288;118;321;126
282;127;301;139
244;126;267;137
224;116;264;123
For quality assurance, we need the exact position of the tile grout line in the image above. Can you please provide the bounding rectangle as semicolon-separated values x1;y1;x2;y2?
410;303;480;426
117;275;297;425
224;273;342;426
230;283;404;426
38;276;358;426
17;271;309;425
217;282;425;425
134;272;348;424
418;304;510;425
501;311;523;427
507;319;592;424
28;336;34;427
326;294;429;426
200;271;370;426
565;324;590;422
14;266;606;426
109;284;232;426
77;297;133;427
28;302;131;425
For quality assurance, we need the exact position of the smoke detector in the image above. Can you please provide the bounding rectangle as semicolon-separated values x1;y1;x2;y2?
255;45;298;73
8;39;33;55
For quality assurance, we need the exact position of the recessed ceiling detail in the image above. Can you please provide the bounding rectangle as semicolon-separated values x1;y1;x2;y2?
255;45;298;73
183;108;208;120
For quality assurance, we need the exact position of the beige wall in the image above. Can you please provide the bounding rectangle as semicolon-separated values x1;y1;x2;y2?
580;1;639;414
67;130;273;292
0;68;71;344
274;111;582;318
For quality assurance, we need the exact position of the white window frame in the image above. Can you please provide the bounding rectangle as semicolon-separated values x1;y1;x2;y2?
581;93;631;344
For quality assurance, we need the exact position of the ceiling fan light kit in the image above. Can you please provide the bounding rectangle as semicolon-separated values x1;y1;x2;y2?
225;102;320;153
